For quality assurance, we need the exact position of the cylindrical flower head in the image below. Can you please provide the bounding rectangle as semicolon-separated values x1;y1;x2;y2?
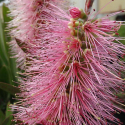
9;0;125;125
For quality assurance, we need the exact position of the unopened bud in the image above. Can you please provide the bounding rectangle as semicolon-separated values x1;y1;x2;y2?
68;22;73;27
68;25;73;29
69;7;82;19
75;21;80;27
70;29;78;36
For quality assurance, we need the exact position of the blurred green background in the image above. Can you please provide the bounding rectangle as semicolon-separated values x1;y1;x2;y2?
0;2;125;125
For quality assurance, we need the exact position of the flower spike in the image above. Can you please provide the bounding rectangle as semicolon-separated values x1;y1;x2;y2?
8;0;125;125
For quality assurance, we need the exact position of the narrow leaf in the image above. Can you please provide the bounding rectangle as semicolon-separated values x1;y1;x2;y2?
1;116;12;125
6;102;12;118
5;102;13;125
0;82;20;95
0;109;5;123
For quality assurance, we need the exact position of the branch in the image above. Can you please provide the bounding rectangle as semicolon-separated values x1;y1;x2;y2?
85;0;94;15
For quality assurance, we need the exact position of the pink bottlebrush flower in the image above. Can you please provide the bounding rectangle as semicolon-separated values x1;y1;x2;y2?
8;0;69;69
9;0;125;125
8;0;51;68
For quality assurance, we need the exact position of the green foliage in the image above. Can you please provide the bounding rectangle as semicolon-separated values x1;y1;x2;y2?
118;25;125;62
0;0;4;2
0;4;19;124
118;25;125;45
0;82;20;95
0;109;5;123
1;116;12;125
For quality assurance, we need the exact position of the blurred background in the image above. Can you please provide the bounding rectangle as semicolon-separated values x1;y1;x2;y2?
71;0;125;20
0;0;125;124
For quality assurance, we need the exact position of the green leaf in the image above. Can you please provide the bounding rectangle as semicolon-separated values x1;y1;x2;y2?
2;4;12;43
0;14;9;66
118;25;125;45
5;102;13;125
6;102;12;118
0;65;10;83
0;109;5;123
0;82;20;95
1;116;12;125
2;4;11;25
0;5;18;86
0;4;19;123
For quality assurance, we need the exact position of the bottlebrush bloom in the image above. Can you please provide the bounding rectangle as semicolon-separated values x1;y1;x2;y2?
8;0;125;125
8;0;70;68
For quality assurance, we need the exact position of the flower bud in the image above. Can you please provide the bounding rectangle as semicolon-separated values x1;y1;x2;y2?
75;21;80;27
69;7;87;19
69;7;82;19
70;29;78;36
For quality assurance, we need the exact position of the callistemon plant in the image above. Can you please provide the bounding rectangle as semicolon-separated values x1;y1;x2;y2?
8;0;125;124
